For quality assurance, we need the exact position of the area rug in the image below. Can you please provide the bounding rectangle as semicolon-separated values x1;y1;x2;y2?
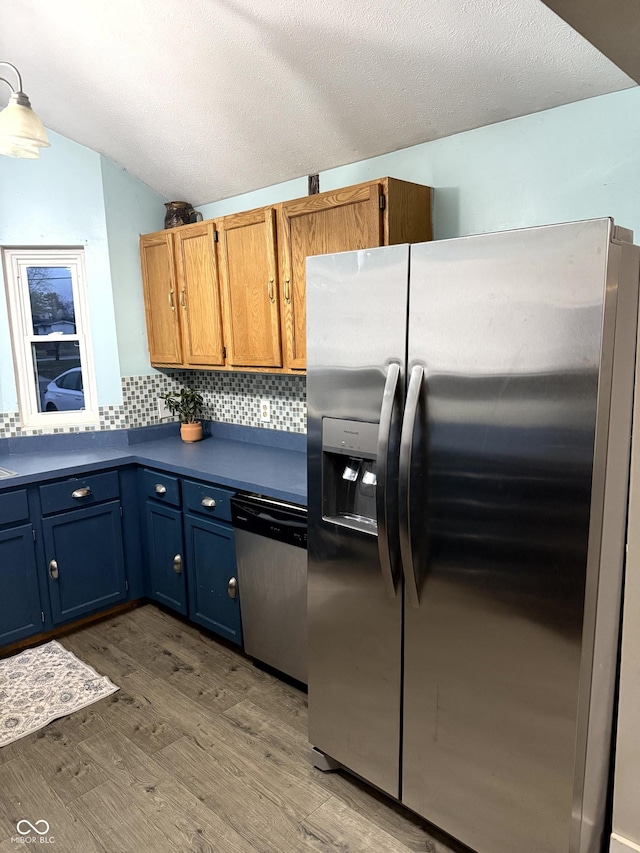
0;639;119;747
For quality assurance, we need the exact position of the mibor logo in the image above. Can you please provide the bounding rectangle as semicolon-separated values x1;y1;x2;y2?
12;820;54;844
16;821;49;836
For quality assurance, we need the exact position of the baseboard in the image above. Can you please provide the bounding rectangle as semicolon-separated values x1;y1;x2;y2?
611;833;640;852
0;599;144;659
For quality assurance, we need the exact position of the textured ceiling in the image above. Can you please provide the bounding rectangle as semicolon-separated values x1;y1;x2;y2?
0;0;634;205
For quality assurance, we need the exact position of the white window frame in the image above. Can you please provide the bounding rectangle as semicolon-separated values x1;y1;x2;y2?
3;248;99;428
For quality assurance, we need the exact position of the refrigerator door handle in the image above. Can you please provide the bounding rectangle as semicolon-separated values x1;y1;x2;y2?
376;361;401;597
399;364;424;608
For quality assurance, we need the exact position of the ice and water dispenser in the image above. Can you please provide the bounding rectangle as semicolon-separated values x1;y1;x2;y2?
322;417;379;534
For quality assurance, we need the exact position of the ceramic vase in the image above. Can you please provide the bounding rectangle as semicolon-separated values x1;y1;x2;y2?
180;422;203;443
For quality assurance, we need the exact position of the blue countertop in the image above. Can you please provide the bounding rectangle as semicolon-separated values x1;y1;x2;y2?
0;422;307;505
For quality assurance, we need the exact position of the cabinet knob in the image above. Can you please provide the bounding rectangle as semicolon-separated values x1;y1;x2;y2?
48;559;59;580
155;484;167;495
173;554;182;575
71;486;92;499
201;497;216;508
227;577;238;599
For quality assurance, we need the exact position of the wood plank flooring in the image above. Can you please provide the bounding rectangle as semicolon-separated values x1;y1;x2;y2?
0;605;466;852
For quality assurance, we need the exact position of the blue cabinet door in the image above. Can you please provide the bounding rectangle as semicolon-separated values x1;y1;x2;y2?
43;501;127;624
0;524;42;645
144;501;187;615
184;513;242;645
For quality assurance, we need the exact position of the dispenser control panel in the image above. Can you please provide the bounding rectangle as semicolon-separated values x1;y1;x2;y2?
322;417;378;459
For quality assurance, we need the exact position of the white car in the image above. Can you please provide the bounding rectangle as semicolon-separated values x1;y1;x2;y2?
43;367;84;412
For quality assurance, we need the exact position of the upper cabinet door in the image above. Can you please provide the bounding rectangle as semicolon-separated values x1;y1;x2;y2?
140;232;182;366
174;222;226;367
219;207;282;369
279;182;384;370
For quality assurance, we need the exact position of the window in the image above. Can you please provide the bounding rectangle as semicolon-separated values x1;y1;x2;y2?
3;248;98;427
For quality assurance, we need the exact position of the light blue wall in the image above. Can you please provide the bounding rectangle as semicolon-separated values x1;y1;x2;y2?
197;88;640;243
0;129;122;411
198;175;307;220
4;87;640;399
100;157;165;376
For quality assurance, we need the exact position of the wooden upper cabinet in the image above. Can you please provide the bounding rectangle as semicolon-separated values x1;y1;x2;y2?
139;177;431;374
218;207;282;369
140;231;182;367
278;178;432;371
173;222;225;367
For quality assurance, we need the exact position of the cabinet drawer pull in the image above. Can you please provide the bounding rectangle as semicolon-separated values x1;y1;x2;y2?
71;486;92;499
284;277;291;304
168;290;175;310
201;497;217;508
155;484;167;495
267;277;275;303
227;577;238;599
49;559;59;580
173;554;182;574
180;288;186;309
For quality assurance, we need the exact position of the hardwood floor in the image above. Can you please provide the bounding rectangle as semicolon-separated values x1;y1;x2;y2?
0;605;465;852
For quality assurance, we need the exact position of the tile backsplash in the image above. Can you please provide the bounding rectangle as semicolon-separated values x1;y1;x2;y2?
0;371;307;439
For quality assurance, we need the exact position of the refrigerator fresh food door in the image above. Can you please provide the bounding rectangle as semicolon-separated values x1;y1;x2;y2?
306;244;408;797
402;219;639;853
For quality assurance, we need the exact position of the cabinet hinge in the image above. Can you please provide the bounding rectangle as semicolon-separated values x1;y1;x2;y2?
214;230;219;243
379;194;386;210
41;611;45;623
222;346;227;359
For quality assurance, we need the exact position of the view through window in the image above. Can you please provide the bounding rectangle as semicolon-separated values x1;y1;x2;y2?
28;265;84;413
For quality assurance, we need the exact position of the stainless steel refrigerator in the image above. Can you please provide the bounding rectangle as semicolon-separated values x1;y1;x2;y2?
306;218;640;853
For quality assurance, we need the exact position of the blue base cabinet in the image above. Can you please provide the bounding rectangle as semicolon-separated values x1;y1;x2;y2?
42;501;127;624
0;524;43;645
184;513;242;645
144;501;187;615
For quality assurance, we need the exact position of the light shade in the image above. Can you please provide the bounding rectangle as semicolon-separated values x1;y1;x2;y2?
0;138;40;158
0;93;50;149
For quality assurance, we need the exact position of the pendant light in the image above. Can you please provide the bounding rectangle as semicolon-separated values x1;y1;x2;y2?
0;61;50;158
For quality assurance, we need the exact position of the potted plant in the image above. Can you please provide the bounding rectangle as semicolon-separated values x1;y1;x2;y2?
160;387;205;442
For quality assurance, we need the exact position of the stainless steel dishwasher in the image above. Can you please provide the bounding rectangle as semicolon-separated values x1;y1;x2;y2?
231;494;307;684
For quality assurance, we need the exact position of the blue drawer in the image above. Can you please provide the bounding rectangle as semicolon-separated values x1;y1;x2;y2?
0;489;29;526
182;479;233;522
40;471;120;515
141;468;181;507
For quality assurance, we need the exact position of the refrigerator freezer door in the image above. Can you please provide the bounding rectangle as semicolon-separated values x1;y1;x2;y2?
402;220;636;853
306;244;409;797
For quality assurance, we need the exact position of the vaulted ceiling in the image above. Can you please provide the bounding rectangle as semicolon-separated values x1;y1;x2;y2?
0;0;634;205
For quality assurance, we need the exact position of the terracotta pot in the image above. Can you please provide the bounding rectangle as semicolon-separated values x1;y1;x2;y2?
180;422;203;443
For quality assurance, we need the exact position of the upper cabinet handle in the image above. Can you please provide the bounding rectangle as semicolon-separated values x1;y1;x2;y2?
284;277;291;304
267;277;276;303
71;486;92;499
180;289;186;309
168;290;175;310
201;497;217;508
155;484;167;495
